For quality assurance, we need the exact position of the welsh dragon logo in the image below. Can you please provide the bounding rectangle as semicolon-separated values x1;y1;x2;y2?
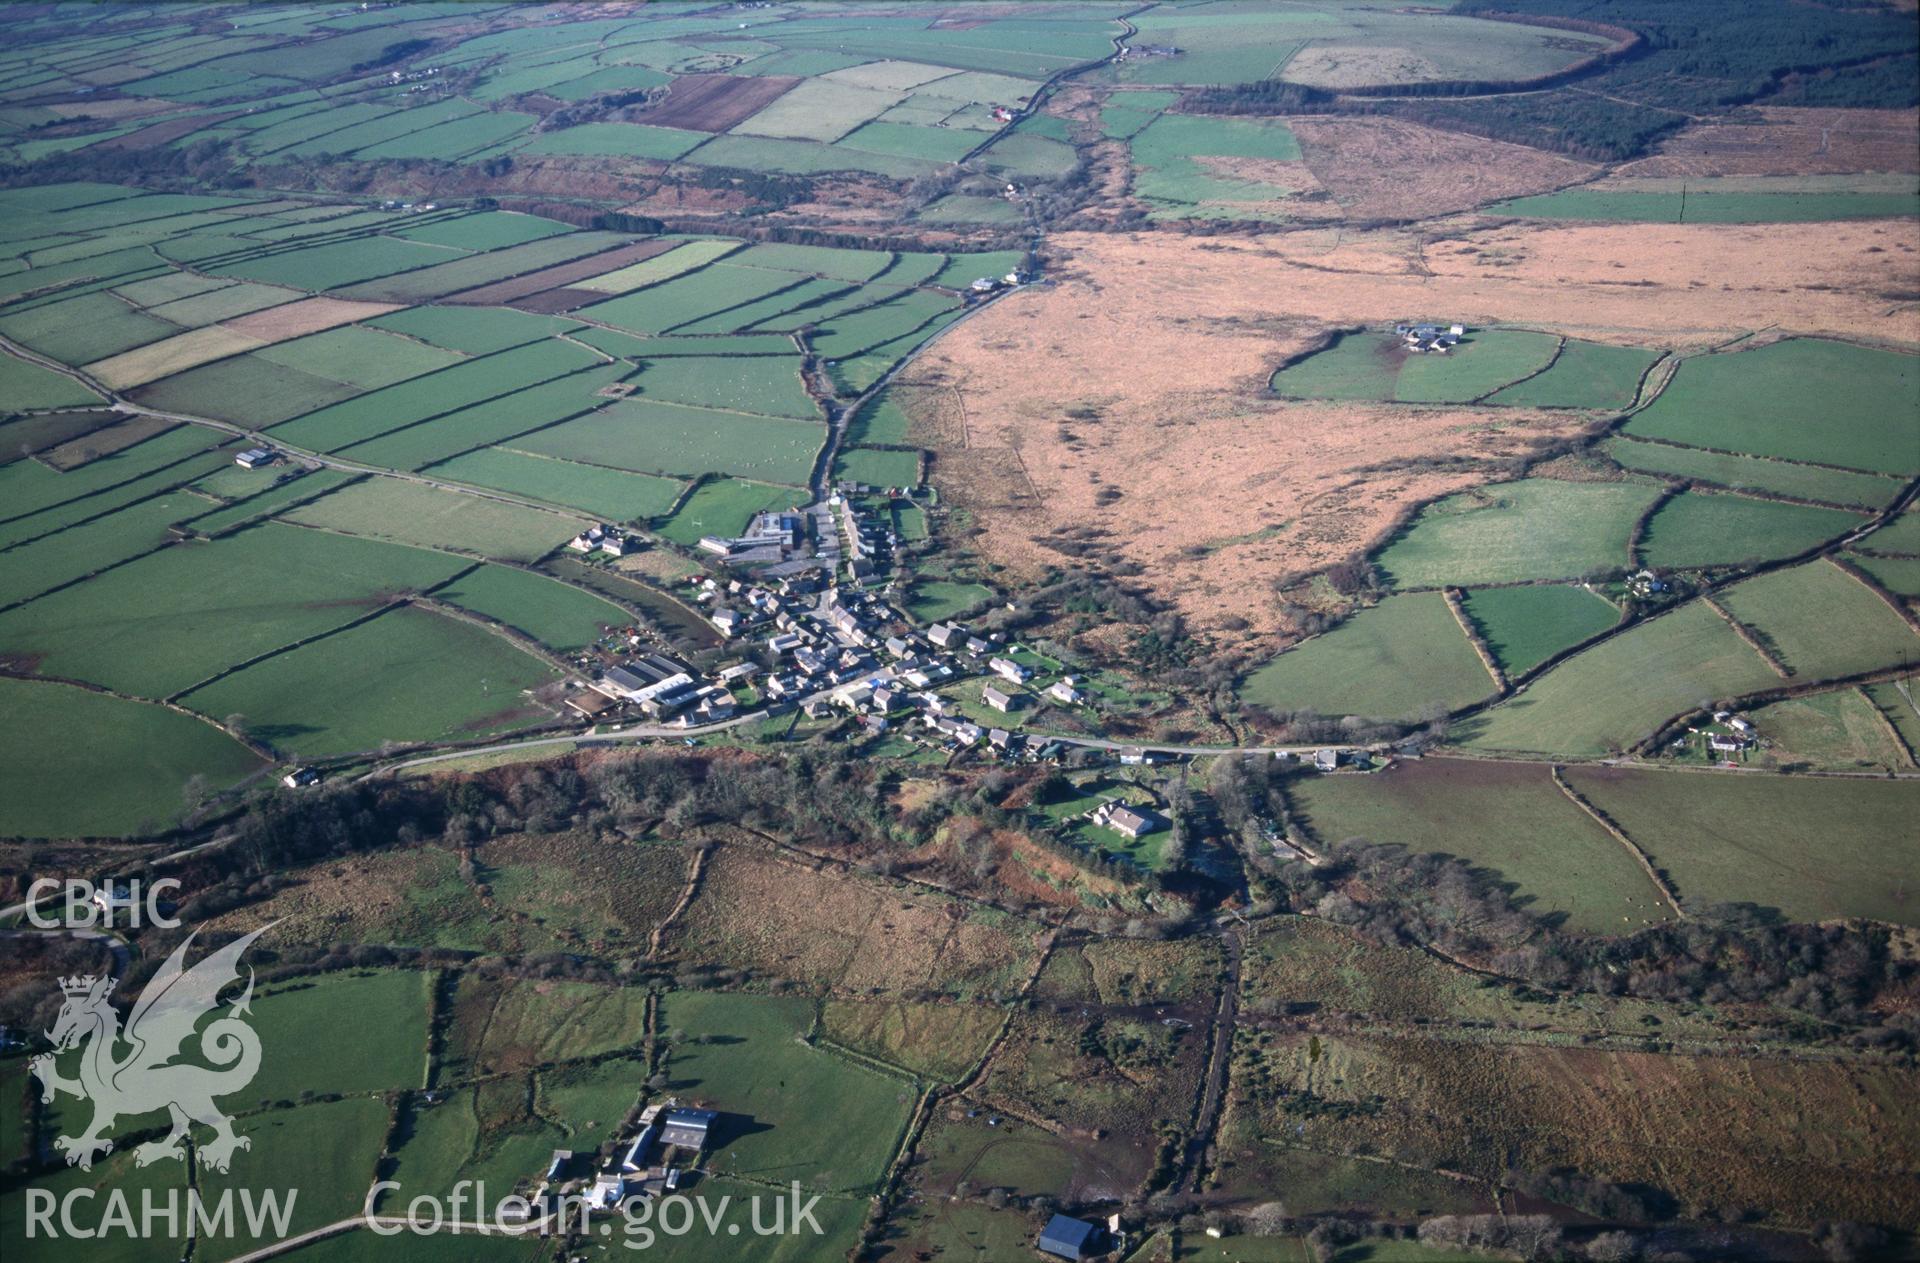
30;925;274;1173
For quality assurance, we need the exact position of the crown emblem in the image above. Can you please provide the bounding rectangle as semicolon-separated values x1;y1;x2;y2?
59;975;97;996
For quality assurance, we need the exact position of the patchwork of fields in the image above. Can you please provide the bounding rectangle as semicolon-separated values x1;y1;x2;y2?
0;180;1020;835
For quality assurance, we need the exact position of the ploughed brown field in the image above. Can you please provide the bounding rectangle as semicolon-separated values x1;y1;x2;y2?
635;73;801;132
910;220;1920;644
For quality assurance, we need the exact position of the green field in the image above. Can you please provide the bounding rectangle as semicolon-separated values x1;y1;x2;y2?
522;120;708;159
0;352;104;409
1457;600;1785;756
1493;185;1920;223
1624;339;1919;476
1850;552;1920;597
1717;560;1920;681
1242;592;1496;721
906;579;993;622
247;970;430;1103
572;238;739;294
181;604;559;757
253;324;464;388
1563;767;1920;925
1128;112;1303;219
1458;583;1620;676
369;304;567;354
1273;329;1567;404
834;446;920;488
427;446;683;520
1749;688;1914;772
197;1097;391;1262
269;340;600;452
656;478;802;545
1859;509;1920;555
0;521;468;697
511;399;821;485
283;478;583;562
578;263;808;334
1483;339;1660;410
658;991;914;1194
432;564;628;652
1377;478;1660;588
136;357;357;427
0;676;263;837
1603;436;1906;509
633;353;818;418
1637;491;1863;571
334;364;628;471
1290;757;1675;933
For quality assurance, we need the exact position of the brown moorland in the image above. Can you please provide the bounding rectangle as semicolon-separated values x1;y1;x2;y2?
1616;106;1920;179
1289;116;1599;221
909;222;1920;643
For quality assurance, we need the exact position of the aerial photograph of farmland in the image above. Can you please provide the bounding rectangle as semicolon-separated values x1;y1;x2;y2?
0;1;1915;1260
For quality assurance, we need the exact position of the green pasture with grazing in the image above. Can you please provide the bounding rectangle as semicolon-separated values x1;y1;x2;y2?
577;263;804;334
511;399;821;485
1484;340;1659;410
1377;478;1660;588
134;355;359;426
252;324;463;389
1242;592;1495;721
1718;561;1920;681
196;1098;391;1262
182;604;558;757
368;304;564;354
656;478;800;545
432;564;628;652
0;353;102;409
269;339;600;452
835;446;920;488
632;353;817;418
1272;329;1599;405
427;447;683;520
1750;688;1913;772
334;364;627;471
1458;600;1785;757
0;521;467;697
1603;436;1905;509
1637;491;1863;571
659;991;914;1195
1127;112;1302;219
1494;184;1920;224
1624;339;1919;475
1564;767;1920;925
1289;758;1675;933
906;579;993;622
0;677;263;838
1850;552;1920;597
246;970;430;1103
1862;509;1920;555
1458;583;1619;676
282;478;584;562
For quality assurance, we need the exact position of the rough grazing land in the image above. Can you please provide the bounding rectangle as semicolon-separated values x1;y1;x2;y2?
1617;107;1920;179
912;222;1919;643
1288;117;1597;221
